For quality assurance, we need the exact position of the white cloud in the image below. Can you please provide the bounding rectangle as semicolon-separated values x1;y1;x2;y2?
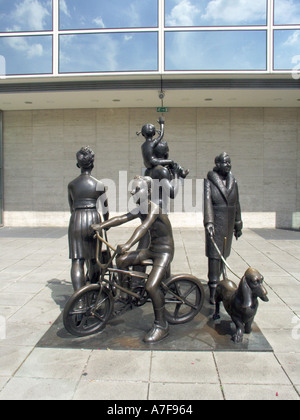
166;0;202;26
274;0;300;24
202;0;266;24
166;0;266;26
0;55;6;78
93;17;105;28
10;0;51;31
59;0;70;17
283;30;300;46
127;3;141;27
124;35;133;42
5;36;44;58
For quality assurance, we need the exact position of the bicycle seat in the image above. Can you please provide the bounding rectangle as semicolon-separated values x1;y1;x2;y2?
130;270;149;279
141;259;153;267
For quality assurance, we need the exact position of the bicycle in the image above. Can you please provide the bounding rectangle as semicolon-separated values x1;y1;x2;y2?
63;231;205;337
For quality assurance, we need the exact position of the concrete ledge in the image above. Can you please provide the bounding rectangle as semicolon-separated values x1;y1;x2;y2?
3;211;279;229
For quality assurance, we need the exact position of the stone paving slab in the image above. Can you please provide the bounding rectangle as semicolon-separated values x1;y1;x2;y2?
0;227;299;401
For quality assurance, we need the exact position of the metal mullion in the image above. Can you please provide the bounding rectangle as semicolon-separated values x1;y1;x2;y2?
268;0;274;73
162;70;269;76
159;0;165;74
164;26;268;32
58;27;158;35
273;25;300;29
0;31;52;37
53;0;59;76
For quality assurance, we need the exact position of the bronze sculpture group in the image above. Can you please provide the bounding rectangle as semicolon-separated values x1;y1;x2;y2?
66;119;268;344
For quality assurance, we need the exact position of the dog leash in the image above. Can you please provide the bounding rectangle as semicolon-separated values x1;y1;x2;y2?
210;235;240;280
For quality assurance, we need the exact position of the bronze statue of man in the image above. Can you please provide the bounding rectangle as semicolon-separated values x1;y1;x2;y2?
68;146;109;291
204;152;243;304
92;176;174;343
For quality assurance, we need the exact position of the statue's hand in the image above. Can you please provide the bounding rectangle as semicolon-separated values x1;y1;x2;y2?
234;229;242;240
169;161;177;170
91;223;102;232
117;243;131;255
206;223;215;238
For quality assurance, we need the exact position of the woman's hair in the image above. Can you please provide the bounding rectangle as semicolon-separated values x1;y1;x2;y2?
76;146;95;170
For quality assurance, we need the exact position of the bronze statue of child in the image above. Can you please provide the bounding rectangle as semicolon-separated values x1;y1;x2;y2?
137;117;189;179
92;176;174;344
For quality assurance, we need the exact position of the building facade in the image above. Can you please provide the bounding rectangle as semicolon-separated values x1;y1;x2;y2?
0;0;299;228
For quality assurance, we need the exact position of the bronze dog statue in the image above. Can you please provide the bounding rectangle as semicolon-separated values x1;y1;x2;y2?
213;267;269;343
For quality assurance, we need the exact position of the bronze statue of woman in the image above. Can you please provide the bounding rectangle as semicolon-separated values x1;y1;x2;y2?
68;146;109;291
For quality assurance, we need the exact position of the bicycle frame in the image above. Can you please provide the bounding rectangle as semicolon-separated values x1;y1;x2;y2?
93;231;197;309
94;231;145;300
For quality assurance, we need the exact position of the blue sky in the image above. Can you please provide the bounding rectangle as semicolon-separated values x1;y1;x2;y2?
0;0;299;74
59;32;158;73
0;35;52;74
165;30;267;71
274;0;300;24
165;0;268;26
59;0;158;29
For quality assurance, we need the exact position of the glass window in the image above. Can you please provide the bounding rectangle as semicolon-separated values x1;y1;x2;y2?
0;35;53;75
274;29;300;69
165;30;267;71
0;0;53;32
165;0;267;27
59;32;158;73
274;0;300;25
59;0;158;30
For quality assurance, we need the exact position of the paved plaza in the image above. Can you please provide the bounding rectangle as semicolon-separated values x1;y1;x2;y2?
0;226;299;401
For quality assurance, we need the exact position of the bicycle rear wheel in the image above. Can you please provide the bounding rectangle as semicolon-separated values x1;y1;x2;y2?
63;284;113;337
163;274;204;325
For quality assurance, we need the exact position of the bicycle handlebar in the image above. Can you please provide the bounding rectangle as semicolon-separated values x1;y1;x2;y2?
94;231;117;252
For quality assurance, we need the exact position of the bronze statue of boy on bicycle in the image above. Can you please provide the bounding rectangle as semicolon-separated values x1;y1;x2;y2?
92;175;174;343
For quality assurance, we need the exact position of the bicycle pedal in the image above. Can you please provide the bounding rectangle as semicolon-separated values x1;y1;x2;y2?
113;301;133;317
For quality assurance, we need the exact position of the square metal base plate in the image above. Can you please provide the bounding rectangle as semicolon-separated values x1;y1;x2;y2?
36;289;273;352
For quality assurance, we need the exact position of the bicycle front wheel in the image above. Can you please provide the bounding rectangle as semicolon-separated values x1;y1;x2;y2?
63;284;113;337
163;274;204;325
